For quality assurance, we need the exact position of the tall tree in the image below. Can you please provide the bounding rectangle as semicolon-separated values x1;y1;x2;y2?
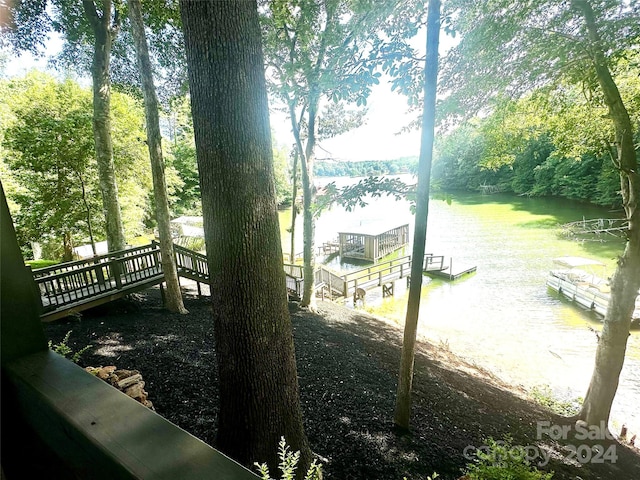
394;0;441;430
1;73;153;258
443;0;640;428
262;0;391;309
179;0;311;472
128;0;187;314
2;1;188;253
3;74;98;260
82;0;126;251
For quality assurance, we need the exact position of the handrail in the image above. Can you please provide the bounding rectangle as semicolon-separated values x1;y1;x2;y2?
31;243;159;278
174;243;209;280
33;243;444;319
35;244;163;312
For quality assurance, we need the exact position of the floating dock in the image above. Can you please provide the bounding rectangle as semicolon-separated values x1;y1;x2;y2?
424;256;477;281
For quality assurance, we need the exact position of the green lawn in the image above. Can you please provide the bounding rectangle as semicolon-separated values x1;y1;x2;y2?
26;259;59;269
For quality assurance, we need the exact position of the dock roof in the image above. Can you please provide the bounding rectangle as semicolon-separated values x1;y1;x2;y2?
338;222;409;237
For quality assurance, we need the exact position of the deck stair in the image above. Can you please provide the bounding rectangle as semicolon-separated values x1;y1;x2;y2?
174;243;209;283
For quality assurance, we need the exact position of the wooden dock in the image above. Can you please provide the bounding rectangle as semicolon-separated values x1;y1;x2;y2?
338;223;409;262
32;241;476;321
424;256;477;281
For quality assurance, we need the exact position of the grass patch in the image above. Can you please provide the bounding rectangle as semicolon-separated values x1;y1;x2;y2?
530;385;582;417
26;259;59;269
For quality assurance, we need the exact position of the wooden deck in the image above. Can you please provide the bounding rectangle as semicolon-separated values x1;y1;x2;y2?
32;242;475;321
424;256;477;281
34;243;166;322
284;253;476;300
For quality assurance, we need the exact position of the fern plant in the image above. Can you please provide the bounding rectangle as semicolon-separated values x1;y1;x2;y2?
48;330;92;363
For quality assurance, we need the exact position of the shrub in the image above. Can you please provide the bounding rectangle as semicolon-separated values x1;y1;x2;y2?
255;437;322;480
530;385;582;417
464;437;554;480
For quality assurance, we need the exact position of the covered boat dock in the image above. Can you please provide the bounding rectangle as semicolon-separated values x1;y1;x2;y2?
338;223;409;262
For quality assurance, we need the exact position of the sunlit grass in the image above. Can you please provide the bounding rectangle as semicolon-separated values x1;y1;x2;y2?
26;259;59;269
129;234;155;246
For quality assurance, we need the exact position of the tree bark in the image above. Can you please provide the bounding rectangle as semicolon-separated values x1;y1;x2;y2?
77;171;97;256
394;0;441;431
573;0;640;428
288;99;317;309
62;231;74;262
82;0;126;252
300;130;317;309
180;0;311;472
290;149;299;263
128;0;187;314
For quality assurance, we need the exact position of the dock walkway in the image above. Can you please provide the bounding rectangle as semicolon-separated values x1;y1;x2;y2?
32;242;475;321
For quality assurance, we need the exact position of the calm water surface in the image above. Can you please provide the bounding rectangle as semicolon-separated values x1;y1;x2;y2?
279;176;639;434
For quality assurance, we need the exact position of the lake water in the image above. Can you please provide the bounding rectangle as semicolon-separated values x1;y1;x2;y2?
279;176;639;435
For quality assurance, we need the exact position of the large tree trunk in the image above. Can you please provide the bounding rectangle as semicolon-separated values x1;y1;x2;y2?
128;0;187;314
573;0;640;428
82;0;126;252
180;0;311;472
394;0;441;431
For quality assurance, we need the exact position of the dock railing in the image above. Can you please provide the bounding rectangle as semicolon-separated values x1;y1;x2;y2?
342;255;413;297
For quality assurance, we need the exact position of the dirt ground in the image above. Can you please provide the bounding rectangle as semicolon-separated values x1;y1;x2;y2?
43;285;640;479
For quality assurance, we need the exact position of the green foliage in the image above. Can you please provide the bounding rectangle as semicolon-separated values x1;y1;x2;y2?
1;72;152;255
255;437;322;480
464;437;554;480
530;385;582;417
432;57;640;209
25;259;59;269
2;72;101;258
48;330;92;364
165;95;202;216
317;175;414;216
315;157;418;177
273;142;293;207
440;0;640;124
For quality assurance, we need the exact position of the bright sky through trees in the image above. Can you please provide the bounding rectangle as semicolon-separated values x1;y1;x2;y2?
3;25;457;162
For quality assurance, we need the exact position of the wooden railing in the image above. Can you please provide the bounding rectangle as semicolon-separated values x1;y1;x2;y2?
32;243;446;319
423;254;445;272
174;243;209;281
33;243;163;315
342;255;413;297
283;254;443;299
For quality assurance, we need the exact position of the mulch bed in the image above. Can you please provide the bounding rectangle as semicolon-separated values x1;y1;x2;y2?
44;286;640;480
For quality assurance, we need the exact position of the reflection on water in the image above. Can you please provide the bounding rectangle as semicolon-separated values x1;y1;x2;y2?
279;177;638;434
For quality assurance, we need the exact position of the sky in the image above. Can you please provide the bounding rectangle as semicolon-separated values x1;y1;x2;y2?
4;27;444;163
270;81;423;162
